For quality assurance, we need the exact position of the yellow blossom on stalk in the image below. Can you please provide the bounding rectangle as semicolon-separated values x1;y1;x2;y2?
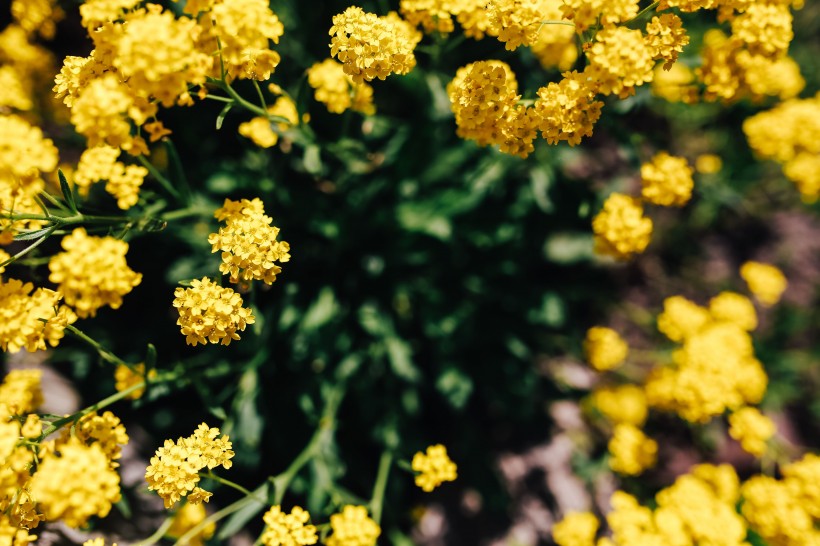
645;13;689;70
113;5;212;107
73;146;120;195
640;152;694;207
173;277;256;346
206;0;284;81
740;261;788;306
53;53;108;108
0;114;59;182
0;370;43;414
260;505;319;546
450;0;494;39
412;444;457;492
607;423;657;476
145;423;234;508
695;154;722;174
0;66;32;111
590;384;647;426
560;0;639;32
740;53;805;101
486;0;569;51
79;0;141;30
400;0;455;34
708;291;757;331
730;3;793;58
531;24;578;72
115;363;154;399
656;295;710;342
209;198;291;285
691;463;740;505
741;475;817;546
0;278;77;353
69;74;145;154
21;414;41;439
782;453;820;518
329;7;422;83
534;71;603;146
239;96;299;148
583;327;628;371
30;437;121;528
651;63;698;103
657;0;718;11
307;59;376;115
326;505;381;546
552;512;598;546
166;502;215;546
728;407;775;457
48;228;142;318
592;194;653;260
585;27;655;98
11;0;63;39
60;411;129;466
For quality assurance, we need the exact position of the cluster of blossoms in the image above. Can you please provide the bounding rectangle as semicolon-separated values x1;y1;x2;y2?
592;152;695;260
0;370;128;538
238;92;299;149
260;505;318;546
307;59;376;116
553;454;820;546
743;93;820;202
411;444;458;492
326;505;381;546
173;277;256;346
145;423;234;508
72;146;149;209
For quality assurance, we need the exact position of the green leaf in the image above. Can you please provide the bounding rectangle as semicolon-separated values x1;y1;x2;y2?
145;343;157;370
216;103;233;130
58;170;78;213
301;287;338;331
436;368;474;409
216;485;268;540
303;144;323;175
396;203;452;240
385;336;419;383
13;227;56;242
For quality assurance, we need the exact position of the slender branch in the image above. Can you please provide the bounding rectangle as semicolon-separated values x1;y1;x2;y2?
137;155;182;201
626;0;660;24
132;515;175;546
370;450;393;524
252;80;268;111
174;486;265;546
0;224;58;269
203;471;265;501
66;324;129;367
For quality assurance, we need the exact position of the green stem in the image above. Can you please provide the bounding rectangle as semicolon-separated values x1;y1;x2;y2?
161;206;214;222
174;486;265;546
164;140;193;205
66;324;129;367
202;94;233;103
137;155;182;201
1;224;58;269
626;0;660;24
203;471;263;500
132;515;175;546
370;450;393;524
252;80;268;111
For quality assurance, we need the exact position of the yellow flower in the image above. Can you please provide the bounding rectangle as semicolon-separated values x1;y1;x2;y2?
307;58;375;115
651;63;697;103
640;152;694;207
534;71;603;147
0;370;43;414
552;512;599;546
0;278;77;353
607;423;657;476
208;0;284;81
172;277;256;346
561;0;639;32
400;0;455;34
645;13;689;70
59;411;129;466
30;438;121;528
656;295;710;342
592;193;653;260
115;363;155;399
741;475;815;546
730;3;793;58
728;407;775;457
145;423;234;508
590;384;647;426
740;261;787;306
326;505;381;546
708;291;757;331
412;444;457;492
208;198;291;285
585;27;655;98
166;502;215;546
782;453;820;519
695;154;722;174
261;505;318;546
487;0;570;51
583;327;628;371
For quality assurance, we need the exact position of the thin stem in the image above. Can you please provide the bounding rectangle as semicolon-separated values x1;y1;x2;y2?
174;485;265;546
132;515;175;546
252;80;268;111
0;224;58;268
137;155;182;201
370;450;393;524
220;80;269;118
626;0;660;24
203;471;263;500
161;206;214;222
202;94;233;103
164;140;193;205
66;324;128;367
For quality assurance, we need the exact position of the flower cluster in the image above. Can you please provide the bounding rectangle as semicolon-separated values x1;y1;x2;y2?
307;59;376;115
145;423;235;508
607;423;658;476
640;152;695;207
172;277;256;346
0;277;76;353
728;406;775;457
400;0;456;34
743;93;820;202
583;326;629;371
326;506;381;546
73;146;148;209
589;384;648;427
166;502;215;546
238;95;299;149
261;506;318;546
329;7;422;83
411;444;458;492
740;261;788;306
208;198;291;285
48;228;142;318
59;411;129;466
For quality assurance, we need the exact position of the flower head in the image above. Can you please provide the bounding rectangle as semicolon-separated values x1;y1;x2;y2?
583;326;628;371
592;193;653;260
740;261;787;306
412;444;457;492
173;277;256;346
326;506;381;546
261;505;318;546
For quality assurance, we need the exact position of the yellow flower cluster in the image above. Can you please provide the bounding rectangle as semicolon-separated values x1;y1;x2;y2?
209;198;291;285
48;228;142;318
743;94;820;202
647;292;767;422
114;363;152;399
0;277;76;353
0;369;43;414
740;261;787;306
561;0;639;32
166;502;215;546
534;71;603;147
592;194;653;260
261;505;318;546
640;152;695;207
59;411;129;466
485;0;563;51
607;423;657;476
172;277;256;346
238;96;299;149
400;0;456;34
728;406;775;457
589;384;647;427
741;454;820;546
552;511;598;546
645;13;690;70
30;437;122;528
583;326;629;371
145;423;235;508
530;3;578;72
329;7;422;83
10;0;63;39
411;444;458;492
586;27;655;99
326;506;381;546
74;145;149;210
307;59;376;115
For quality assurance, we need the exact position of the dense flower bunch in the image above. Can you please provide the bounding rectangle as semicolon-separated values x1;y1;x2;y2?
743;93;820;202
607;423;658;476
172;277;256;346
583;327;628;371
326;505;381;546
145;423;234;508
329;7;422;83
307;59;376;115
58;411;129;465
740;261;788;306
166;502;215;546
73;146;148;209
48;228;142;318
238;95;299;149
640;152;695;207
411;444;458;492
209;198;291;285
591;194;653;260
533;71;603;147
400;0;456;34
260;505;318;546
0;277;76;353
